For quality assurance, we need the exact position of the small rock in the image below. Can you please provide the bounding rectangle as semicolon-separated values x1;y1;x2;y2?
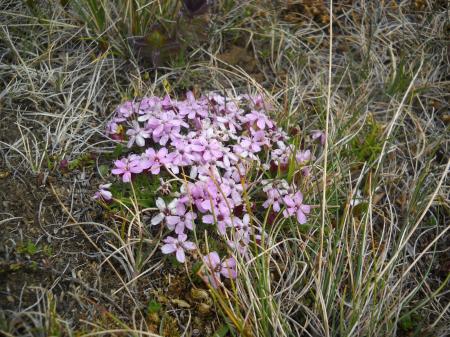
197;303;211;315
171;298;191;308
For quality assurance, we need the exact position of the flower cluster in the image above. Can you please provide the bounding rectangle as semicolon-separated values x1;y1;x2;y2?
97;92;316;288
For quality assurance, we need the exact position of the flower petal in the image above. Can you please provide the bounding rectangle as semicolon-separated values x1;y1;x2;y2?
161;244;176;254
176;248;186;263
183;241;196;250
204;252;220;268
296;210;307;224
155;197;165;210
151;213;164;226
166;216;180;226
122;172;131;182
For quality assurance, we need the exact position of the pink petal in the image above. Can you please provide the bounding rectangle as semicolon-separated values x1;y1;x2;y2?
183;241;196;250
222;257;236;268
191;144;205;152
175;223;185;235
158;147;168;156
203;151;212;162
185;220;194;230
203;252;220;268
301;205;311;214
114;160;126;168
256;119;265;129
220;266;237;279
283;196;295;207
166;216;180;226
200;200;212;212
153;124;164;137
161;244;176;254
151;213;164;226
130;166;143;174
101;190;112;200
202;273;221;289
176;248;186;263
294;192;303;204
150;165;161;175
122;172;131;182
163;236;176;244
273;203;280;212
145;148;156;156
186;91;195;102
296;210;307;224
217;222;227;236
176;203;186;215
203;214;215;224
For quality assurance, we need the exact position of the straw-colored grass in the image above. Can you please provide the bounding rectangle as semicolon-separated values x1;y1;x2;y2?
1;0;448;336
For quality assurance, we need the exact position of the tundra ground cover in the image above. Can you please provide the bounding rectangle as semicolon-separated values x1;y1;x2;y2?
0;1;449;336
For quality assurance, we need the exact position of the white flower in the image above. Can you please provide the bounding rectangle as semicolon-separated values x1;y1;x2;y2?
126;121;150;147
151;197;177;226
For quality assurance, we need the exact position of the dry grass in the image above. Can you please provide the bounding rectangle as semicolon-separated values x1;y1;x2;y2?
1;0;449;336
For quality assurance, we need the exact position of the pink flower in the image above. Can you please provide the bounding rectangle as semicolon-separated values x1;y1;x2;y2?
104;92;315;273
312;130;325;145
214;104;245;135
217;147;239;170
202;252;237;288
251;129;270;147
197;178;234;219
227;239;249;259
191;137;224;163
137;97;162;122
141;147;169;174
93;183;112;201
178;91;208;120
146;111;184;145
283;191;311;224
161;234;196;263
203;211;233;236
230;214;251;243
166;204;197;234
179;181;211;213
263;188;284;212
164;140;196;174
245;110;274;130
126;121;151;147
233;136;261;159
116;101;136;119
111;155;143;182
106;118;123;137
271;143;293;166
220;175;243;206
295;149;311;164
239;94;268;110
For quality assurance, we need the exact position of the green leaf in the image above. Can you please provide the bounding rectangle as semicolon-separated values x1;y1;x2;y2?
112;143;124;158
147;300;162;314
213;324;229;337
399;314;413;331
99;164;109;177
